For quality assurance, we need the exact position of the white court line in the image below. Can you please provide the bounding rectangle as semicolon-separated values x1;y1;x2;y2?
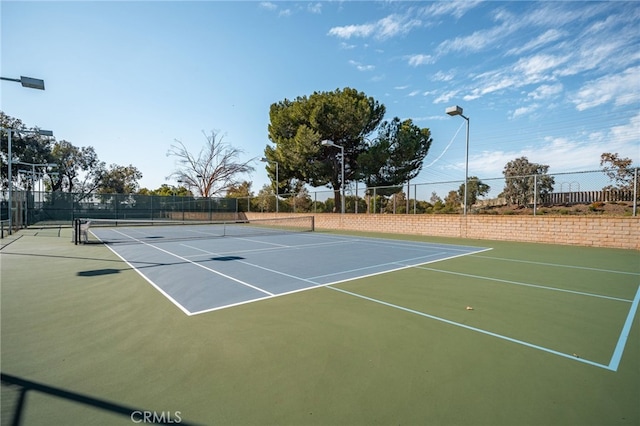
109;229;274;297
180;243;319;286
608;285;640;371
471;254;640;276
417;266;633;303
327;286;613;370
307;252;449;280
187;247;493;316
91;231;193;315
181;238;354;258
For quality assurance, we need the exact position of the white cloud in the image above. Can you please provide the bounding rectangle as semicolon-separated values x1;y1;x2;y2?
328;13;421;40
408;90;421;97
512;54;567;83
377;14;421;39
431;71;454;82
511;104;540;119
433;90;459;104
307;3;322;14
437;18;518;54
528;84;563;100
507;29;566;56
572;66;640;111
259;2;277;11
467;113;640;178
609;112;640;151
421;1;483;19
348;60;375;72
406;54;433;67
328;23;375;39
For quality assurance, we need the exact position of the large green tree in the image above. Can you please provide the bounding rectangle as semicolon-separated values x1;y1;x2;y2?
266;87;432;211
97;164;143;194
50;140;104;194
266;88;385;211
357;118;432;194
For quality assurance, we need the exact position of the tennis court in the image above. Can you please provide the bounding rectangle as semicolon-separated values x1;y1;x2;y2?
1;222;639;425
83;217;490;315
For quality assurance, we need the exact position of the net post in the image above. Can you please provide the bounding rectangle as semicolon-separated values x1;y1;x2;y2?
73;219;79;245
310;215;315;232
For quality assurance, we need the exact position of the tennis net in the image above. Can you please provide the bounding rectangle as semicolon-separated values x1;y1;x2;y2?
72;216;314;245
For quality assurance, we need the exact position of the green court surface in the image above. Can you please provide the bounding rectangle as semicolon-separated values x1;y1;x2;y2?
1;228;639;425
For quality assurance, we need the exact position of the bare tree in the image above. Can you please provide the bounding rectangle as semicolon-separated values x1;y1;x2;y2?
167;130;255;197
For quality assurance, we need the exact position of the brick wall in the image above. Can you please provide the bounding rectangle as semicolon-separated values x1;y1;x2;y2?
244;212;640;250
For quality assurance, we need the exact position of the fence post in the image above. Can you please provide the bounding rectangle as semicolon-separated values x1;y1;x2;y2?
634;167;638;217
355;181;358;214
533;174;538;216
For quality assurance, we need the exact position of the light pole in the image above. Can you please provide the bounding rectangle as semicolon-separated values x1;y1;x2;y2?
2;128;54;234
1;74;46;233
0;75;45;90
260;157;279;213
321;140;345;214
446;105;470;215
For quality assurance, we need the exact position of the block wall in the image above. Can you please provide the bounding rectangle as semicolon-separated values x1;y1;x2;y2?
244;212;640;250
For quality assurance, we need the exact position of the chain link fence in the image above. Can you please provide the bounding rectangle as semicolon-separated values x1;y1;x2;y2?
1;168;637;234
1;192;238;231
246;168;639;216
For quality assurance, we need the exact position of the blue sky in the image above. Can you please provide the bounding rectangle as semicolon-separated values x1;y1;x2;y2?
1;1;638;195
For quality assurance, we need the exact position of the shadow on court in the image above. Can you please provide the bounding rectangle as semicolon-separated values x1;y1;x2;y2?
0;373;202;426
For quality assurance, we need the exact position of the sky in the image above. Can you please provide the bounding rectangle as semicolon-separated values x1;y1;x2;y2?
1;0;638;197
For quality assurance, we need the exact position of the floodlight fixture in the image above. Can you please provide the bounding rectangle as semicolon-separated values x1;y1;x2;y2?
446;105;464;117
0;75;45;90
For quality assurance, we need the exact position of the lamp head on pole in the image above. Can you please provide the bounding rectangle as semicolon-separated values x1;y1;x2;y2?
20;76;45;90
445;105;463;116
321;139;337;147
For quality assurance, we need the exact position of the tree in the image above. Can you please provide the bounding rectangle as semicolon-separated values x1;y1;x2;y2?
226;181;254;211
502;157;554;206
600;152;635;190
226;181;254;198
266;87;386;211
457;176;490;206
50;140;105;194
96;164;142;194
444;190;462;213
137;184;192;197
357;118;432;192
255;183;276;212
167;130;255;198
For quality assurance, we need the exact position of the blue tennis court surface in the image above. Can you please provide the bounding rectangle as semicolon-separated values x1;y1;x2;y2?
91;227;490;315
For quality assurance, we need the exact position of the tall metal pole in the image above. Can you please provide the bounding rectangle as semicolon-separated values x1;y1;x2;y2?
446;106;469;216
275;162;279;214
634;167;638;217
463;115;469;216
340;145;345;214
7;129;12;234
